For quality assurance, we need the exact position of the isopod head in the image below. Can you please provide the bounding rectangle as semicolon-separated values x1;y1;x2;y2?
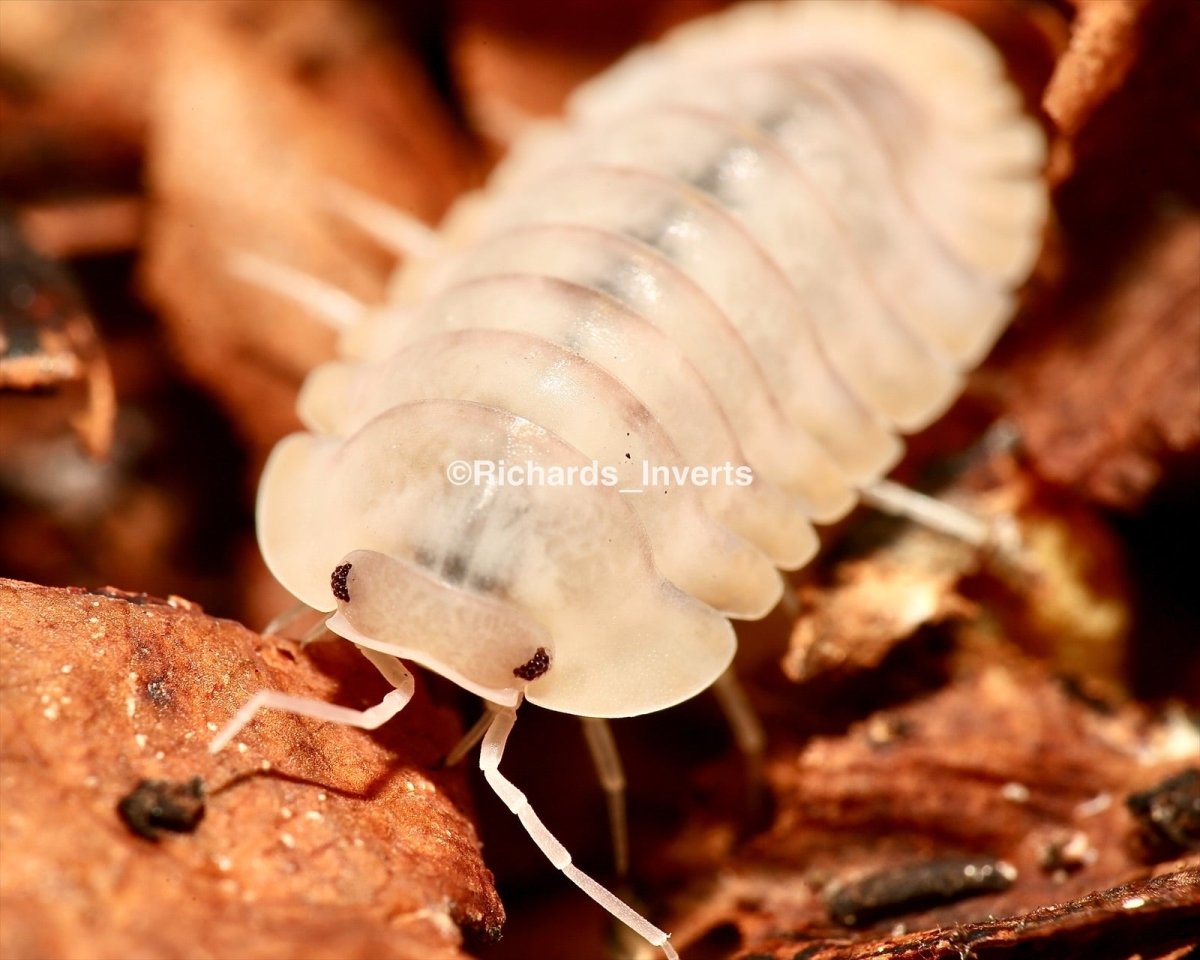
327;550;553;706
257;399;736;717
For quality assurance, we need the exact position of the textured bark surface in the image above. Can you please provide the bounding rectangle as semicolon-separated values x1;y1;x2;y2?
1007;215;1200;510
1;1;1198;959
664;635;1200;957
736;867;1200;960
0;579;503;960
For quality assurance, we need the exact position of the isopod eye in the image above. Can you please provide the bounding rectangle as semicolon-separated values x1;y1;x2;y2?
513;647;551;682
330;563;352;602
326;549;554;705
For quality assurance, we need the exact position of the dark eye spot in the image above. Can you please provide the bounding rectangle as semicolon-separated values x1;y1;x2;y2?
513;647;551;681
331;563;352;602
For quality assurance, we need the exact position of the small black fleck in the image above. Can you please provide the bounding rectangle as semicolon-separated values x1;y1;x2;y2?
331;563;352;602
513;647;551;681
625;452;631;459
117;777;206;841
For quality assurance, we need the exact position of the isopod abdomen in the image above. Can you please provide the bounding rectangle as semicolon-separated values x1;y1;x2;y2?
223;2;1048;955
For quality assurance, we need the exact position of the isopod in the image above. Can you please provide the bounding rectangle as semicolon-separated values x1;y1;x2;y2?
210;2;1047;956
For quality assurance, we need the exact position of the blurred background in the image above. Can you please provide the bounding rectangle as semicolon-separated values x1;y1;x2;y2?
2;2;1198;958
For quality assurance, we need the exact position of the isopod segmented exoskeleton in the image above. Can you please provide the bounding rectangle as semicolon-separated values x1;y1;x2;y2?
211;2;1047;955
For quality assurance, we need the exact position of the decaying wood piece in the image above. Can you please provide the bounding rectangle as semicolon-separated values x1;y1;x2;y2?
784;447;1132;690
1043;0;1152;139
0;216;116;460
665;631;1199;958
0;579;503;960
689;436;1194;957
1006;215;1200;510
735;866;1199;960
1039;0;1200;188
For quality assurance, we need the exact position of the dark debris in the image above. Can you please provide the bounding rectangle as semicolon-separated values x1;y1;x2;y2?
826;855;1017;927
117;776;206;841
1127;768;1200;859
740;866;1200;960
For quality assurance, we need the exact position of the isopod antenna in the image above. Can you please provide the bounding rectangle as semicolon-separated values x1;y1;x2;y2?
207;646;414;756
479;704;680;959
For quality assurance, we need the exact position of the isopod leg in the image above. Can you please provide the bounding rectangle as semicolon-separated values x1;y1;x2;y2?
777;586;801;623
321;178;441;261
226;250;364;330
299;617;335;647
580;717;630;879
860;479;1023;561
480;707;678;960
443;704;496;768
859;479;990;546
711;668;766;824
208;647;415;754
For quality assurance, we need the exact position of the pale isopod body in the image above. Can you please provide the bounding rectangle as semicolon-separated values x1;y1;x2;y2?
220;2;1048;955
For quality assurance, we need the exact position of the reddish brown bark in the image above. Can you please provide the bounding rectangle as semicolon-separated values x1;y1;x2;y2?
0;579;503;960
